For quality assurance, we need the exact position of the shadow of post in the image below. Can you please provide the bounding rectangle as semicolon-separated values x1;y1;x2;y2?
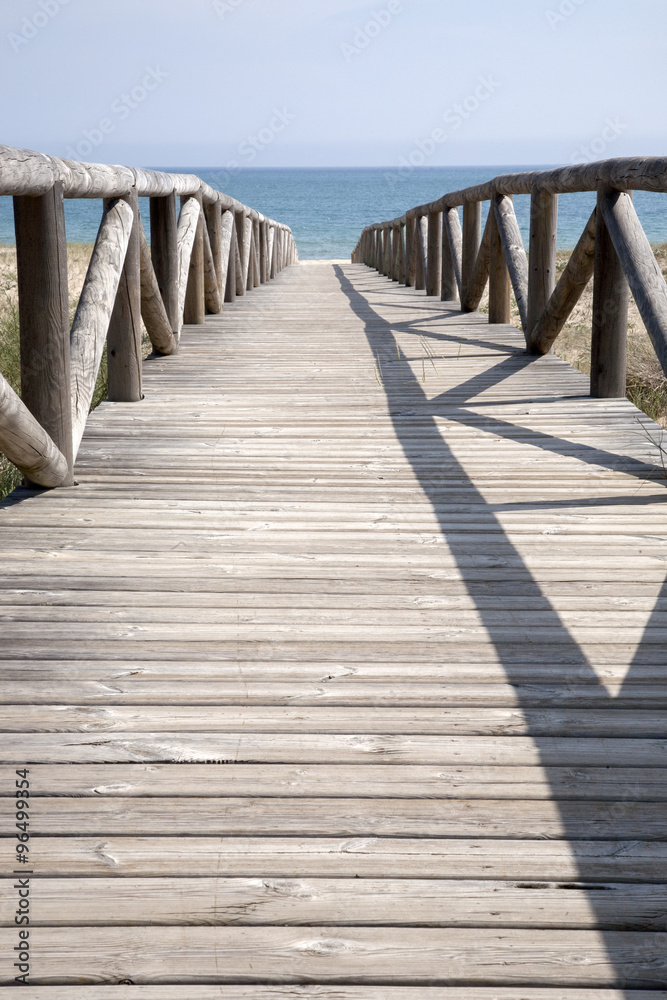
334;263;667;991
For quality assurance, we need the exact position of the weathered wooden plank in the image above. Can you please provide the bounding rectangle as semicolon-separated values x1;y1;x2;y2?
2;877;663;929
4;763;666;800
10;795;667;838
1;704;666;736
1;925;666;986
1;733;665;765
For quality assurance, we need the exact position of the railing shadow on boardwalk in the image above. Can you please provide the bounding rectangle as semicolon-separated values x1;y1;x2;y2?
335;263;667;992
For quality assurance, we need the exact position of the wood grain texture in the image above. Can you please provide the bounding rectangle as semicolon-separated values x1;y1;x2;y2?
69;197;134;456
1;261;666;994
528;209;597;354
13;181;74;484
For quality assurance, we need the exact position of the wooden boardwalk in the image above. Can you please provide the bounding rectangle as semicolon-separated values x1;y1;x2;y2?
2;260;667;997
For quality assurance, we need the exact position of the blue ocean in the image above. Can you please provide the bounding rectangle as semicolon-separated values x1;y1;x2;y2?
1;166;667;258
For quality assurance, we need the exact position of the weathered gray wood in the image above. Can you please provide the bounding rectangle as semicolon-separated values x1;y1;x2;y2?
415;216;427;290
1;992;664;1000
461;207;492;312
0;925;663;986
182;191;205;325
405;217;416;287
242;214;253;291
0;372;69;487
461;201;482;311
591;188;629;398
3;877;664;929
106;188;143;403
426;211;442;297
13;180;74;485
527;209;597;355
138;221;178;356
69;197;134;456
494;193;529;332
600;189;667;376
205;201;224;302
488;200;511;324
527;190;558;337
149;192;179;336
235;210;248;295
15;794;667;839
176;196;201;331
0;990;661;1000
8;763;667;799
441;208;461;300
203;212;223;315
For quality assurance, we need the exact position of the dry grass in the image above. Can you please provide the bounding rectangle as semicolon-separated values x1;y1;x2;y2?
478;243;667;427
0;243;151;501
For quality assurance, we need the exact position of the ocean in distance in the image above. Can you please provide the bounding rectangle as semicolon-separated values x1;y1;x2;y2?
2;166;667;259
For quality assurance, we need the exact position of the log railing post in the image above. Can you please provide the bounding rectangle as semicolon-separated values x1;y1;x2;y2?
225;218;237;304
182;191;205;325
527;189;558;339
591;187;629;398
415;217;427;291
461;201;482;312
204;200;223;308
426;211;442;297
488;196;511;324
252;217;261;287
405;218;417;287
260;220;268;283
441;208;459;302
150;192;179;336
13;180;74;485
106;187;143;401
235;211;247;296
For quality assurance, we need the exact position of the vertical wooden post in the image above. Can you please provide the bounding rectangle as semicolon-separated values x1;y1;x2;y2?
488;196;511;324
225;218;237;304
397;224;407;284
461;201;482;313
441;209;458;302
252;218;261;287
426;211;442;297
391;224;400;281
204;200;223;306
384;227;392;276
13;181;74;485
182;191;205;325
415;217;427;291
150;192;179;335
234;211;247;296
527;189;558;337
591;187;629;398
405;218;417;287
260;220;268;283
106;188;142;401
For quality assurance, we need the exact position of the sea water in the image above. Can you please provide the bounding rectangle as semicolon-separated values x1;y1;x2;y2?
1;166;667;259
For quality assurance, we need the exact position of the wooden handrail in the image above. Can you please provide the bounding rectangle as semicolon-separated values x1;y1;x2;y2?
352;156;667;401
0;144;298;489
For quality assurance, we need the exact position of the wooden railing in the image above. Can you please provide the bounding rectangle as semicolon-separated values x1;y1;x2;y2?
352;157;667;400
0;144;298;489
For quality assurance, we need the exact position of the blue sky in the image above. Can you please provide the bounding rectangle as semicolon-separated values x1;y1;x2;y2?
1;0;664;167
